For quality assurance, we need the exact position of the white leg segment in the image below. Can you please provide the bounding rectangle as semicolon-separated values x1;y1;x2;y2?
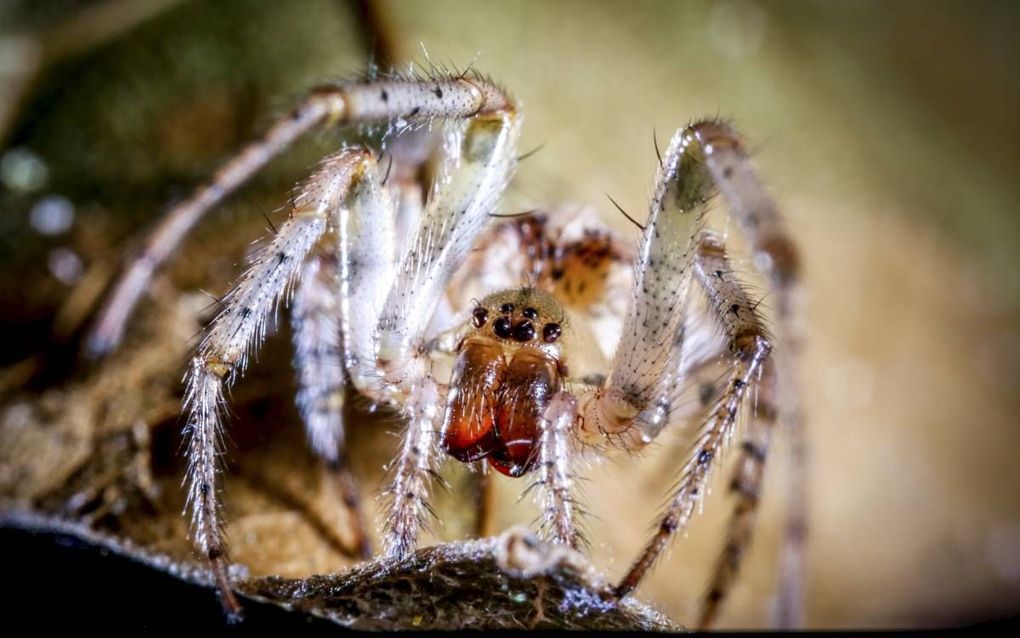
182;150;369;617
376;111;521;558
580;128;711;444
291;253;346;463
383;377;441;559
375;112;522;384
537;392;582;549
338;154;398;395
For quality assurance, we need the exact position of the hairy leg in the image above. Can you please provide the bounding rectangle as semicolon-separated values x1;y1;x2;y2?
690;121;806;627
587;128;775;600
698;362;777;629
594;119;803;630
614;296;770;598
370;104;521;559
382;377;440;559
87;72;514;357
291;253;371;558
691;231;779;628
535;392;583;549
183;149;373;619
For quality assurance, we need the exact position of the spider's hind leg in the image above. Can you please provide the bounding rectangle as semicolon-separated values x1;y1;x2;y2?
699;360;777;628
693;120;806;627
692;232;778;628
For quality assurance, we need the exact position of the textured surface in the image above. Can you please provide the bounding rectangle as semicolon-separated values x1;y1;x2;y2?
243;528;676;630
2;511;676;631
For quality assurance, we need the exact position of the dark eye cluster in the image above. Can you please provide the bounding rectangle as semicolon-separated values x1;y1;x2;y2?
472;303;561;344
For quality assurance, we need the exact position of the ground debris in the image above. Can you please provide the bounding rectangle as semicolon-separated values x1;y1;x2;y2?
244;527;677;630
2;510;678;631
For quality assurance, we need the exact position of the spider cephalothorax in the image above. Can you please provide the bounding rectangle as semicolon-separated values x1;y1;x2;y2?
86;69;806;629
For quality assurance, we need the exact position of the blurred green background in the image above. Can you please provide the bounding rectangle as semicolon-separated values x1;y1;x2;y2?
1;0;1017;629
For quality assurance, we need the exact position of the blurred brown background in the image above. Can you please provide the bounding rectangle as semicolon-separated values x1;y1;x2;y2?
0;0;1017;629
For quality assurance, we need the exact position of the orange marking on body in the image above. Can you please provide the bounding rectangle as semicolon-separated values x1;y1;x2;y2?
551;231;618;307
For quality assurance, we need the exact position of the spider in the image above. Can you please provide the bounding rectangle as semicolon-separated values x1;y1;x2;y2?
84;69;806;628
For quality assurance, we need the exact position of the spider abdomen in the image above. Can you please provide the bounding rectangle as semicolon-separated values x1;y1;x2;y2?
441;336;563;477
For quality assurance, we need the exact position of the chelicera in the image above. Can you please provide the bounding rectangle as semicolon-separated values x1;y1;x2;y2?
443;289;568;478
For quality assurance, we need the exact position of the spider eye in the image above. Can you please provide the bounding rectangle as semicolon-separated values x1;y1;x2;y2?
542;323;562;343
500;303;514;314
471;307;488;328
522;307;538;320
512;320;535;342
493;317;513;339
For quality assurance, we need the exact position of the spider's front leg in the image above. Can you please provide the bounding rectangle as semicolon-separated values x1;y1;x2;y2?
289;135;405;560
577;127;712;448
179;76;517;619
183;149;380;620
591;121;802;628
368;111;522;560
86;73;513;356
612;226;775;596
570;124;775;601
